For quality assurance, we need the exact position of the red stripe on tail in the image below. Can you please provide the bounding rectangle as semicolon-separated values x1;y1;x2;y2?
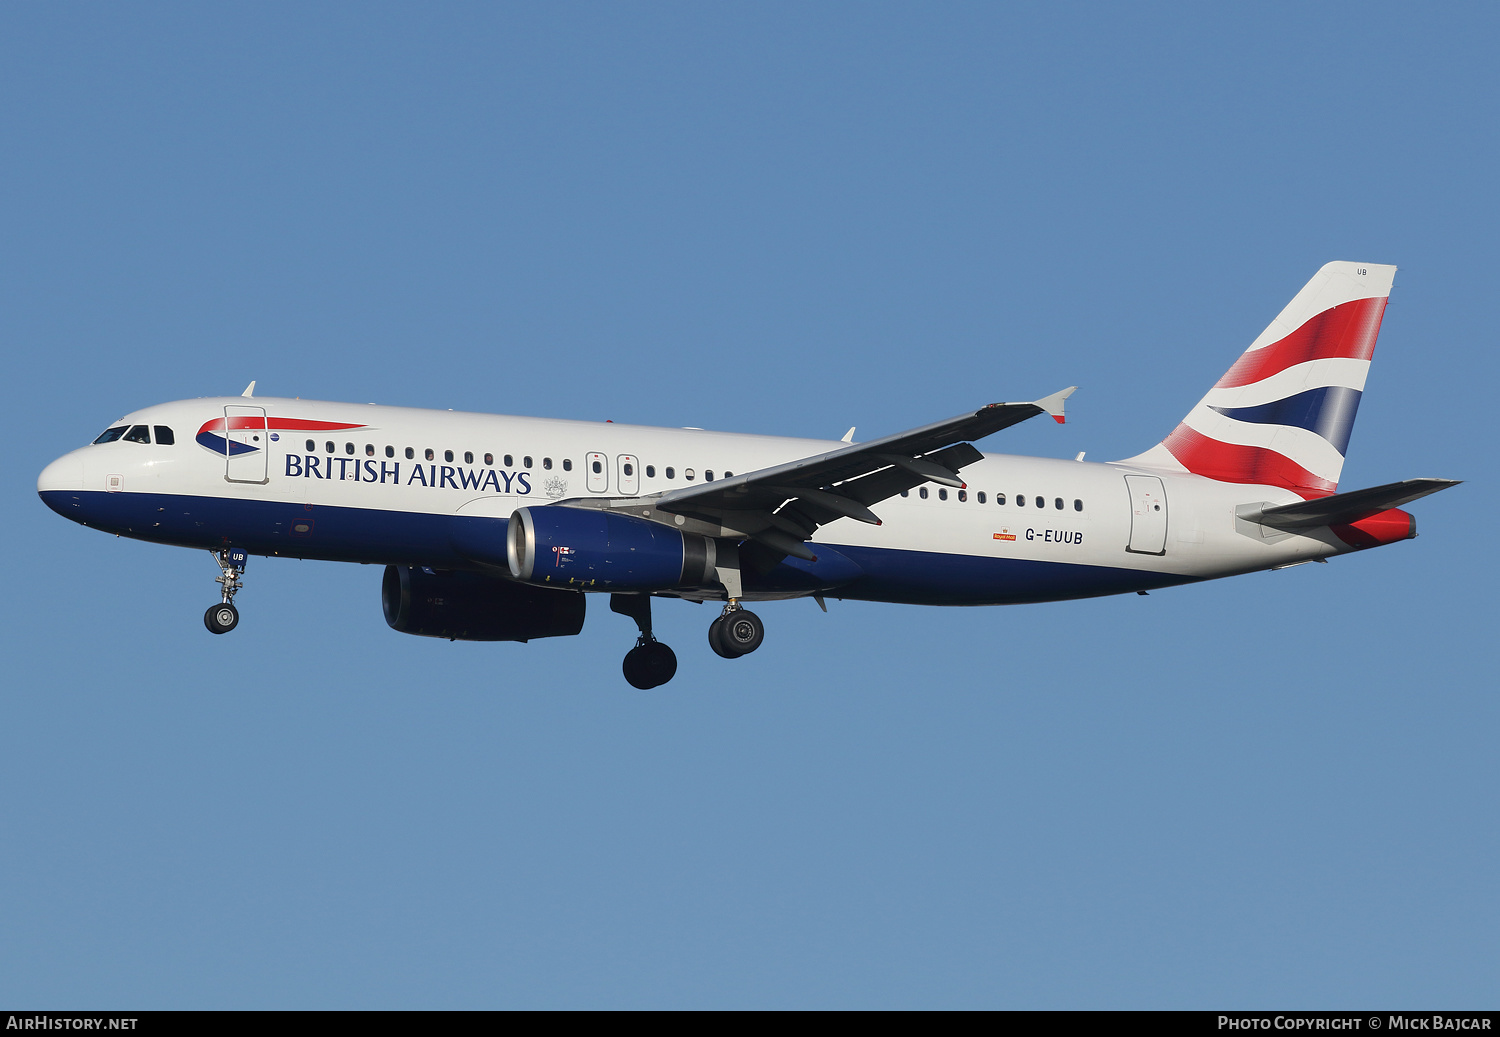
1216;296;1388;388
1160;424;1336;499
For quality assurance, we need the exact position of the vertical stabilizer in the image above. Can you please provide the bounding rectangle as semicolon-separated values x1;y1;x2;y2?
1121;261;1396;498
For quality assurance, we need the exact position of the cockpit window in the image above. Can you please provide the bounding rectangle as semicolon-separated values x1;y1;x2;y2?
153;426;175;445
122;425;151;444
93;426;128;444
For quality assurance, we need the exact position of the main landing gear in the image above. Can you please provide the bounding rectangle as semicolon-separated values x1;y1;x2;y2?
708;601;764;659
611;593;678;689
204;547;247;635
610;594;766;687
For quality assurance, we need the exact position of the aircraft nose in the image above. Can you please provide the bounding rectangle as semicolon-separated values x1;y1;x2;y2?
38;450;85;495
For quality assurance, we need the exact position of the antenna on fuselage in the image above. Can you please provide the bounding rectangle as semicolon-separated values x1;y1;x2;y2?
241;381;256;398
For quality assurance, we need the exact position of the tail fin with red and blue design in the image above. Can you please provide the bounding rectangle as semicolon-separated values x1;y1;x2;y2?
1123;261;1395;499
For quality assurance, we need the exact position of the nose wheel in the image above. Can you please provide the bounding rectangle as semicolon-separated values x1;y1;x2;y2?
204;547;247;635
204;602;239;634
709;604;763;659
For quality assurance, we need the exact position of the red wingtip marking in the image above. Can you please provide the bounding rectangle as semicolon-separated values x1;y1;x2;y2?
1052;415;1066;424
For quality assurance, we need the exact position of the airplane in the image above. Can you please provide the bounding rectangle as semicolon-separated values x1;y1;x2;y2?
37;261;1458;688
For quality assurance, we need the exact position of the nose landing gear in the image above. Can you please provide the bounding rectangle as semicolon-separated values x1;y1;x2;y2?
708;602;764;659
204;547;247;635
611;593;678;689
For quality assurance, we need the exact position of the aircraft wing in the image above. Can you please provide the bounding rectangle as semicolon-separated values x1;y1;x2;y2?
600;388;1075;560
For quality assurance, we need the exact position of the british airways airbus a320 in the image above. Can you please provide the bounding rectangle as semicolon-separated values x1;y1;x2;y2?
38;262;1457;687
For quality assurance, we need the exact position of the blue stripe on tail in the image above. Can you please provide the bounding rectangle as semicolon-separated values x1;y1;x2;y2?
1210;385;1363;455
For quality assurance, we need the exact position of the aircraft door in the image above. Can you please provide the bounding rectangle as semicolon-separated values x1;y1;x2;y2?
1124;475;1167;555
586;452;609;493
617;454;639;496
224;406;269;484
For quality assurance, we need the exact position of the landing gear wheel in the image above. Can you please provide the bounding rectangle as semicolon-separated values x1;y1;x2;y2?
623;640;678;689
204;602;239;634
640;641;677;686
709;609;764;658
723;609;764;655
708;615;739;658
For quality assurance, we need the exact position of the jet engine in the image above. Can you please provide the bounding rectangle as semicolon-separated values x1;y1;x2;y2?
507;505;716;591
382;565;585;641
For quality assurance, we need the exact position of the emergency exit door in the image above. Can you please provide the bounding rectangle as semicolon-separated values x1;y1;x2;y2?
1124;475;1168;555
586;452;609;493
223;406;269;484
617;455;640;495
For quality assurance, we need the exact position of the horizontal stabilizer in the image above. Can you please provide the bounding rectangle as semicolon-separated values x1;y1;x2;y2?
1252;478;1460;531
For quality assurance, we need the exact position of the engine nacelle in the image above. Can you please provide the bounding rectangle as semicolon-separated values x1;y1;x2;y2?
507;505;717;591
382;565;585;641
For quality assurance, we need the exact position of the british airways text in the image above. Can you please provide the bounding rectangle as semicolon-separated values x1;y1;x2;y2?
285;455;533;494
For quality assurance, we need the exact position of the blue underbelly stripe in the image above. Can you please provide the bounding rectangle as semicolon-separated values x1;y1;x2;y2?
39;490;1198;604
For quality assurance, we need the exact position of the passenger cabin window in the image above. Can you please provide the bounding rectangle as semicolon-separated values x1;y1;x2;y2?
123;425;150;444
996;493;1006;505
93;426;128;444
623;462;634;476
646;465;655;478
153;426;174;445
900;489;909;497
1074;499;1083;511
958;489;967;502
523;456;532;469
1017;495;1026;506
425;449;435;461
1055;498;1064;510
563;459;572;471
938;488;947;500
306;439;316;452
484;453;493;466
543;457;553;470
685;468;696;481
665;467;675;479
705;470;714;481
444;450;454;462
346;443;355;455
366;444;375;456
591;460;602;474
504;455;513;467
464;451;473;464
386;446;395;458
977;491;986;504
326;441;336;454
405;447;415;459
919;487;929;499
724;471;733;478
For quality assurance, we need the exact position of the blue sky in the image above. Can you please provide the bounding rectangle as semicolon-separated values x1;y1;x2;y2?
2;3;1494;1008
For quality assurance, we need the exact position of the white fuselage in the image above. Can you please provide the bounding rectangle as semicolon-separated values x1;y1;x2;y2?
38;396;1351;606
